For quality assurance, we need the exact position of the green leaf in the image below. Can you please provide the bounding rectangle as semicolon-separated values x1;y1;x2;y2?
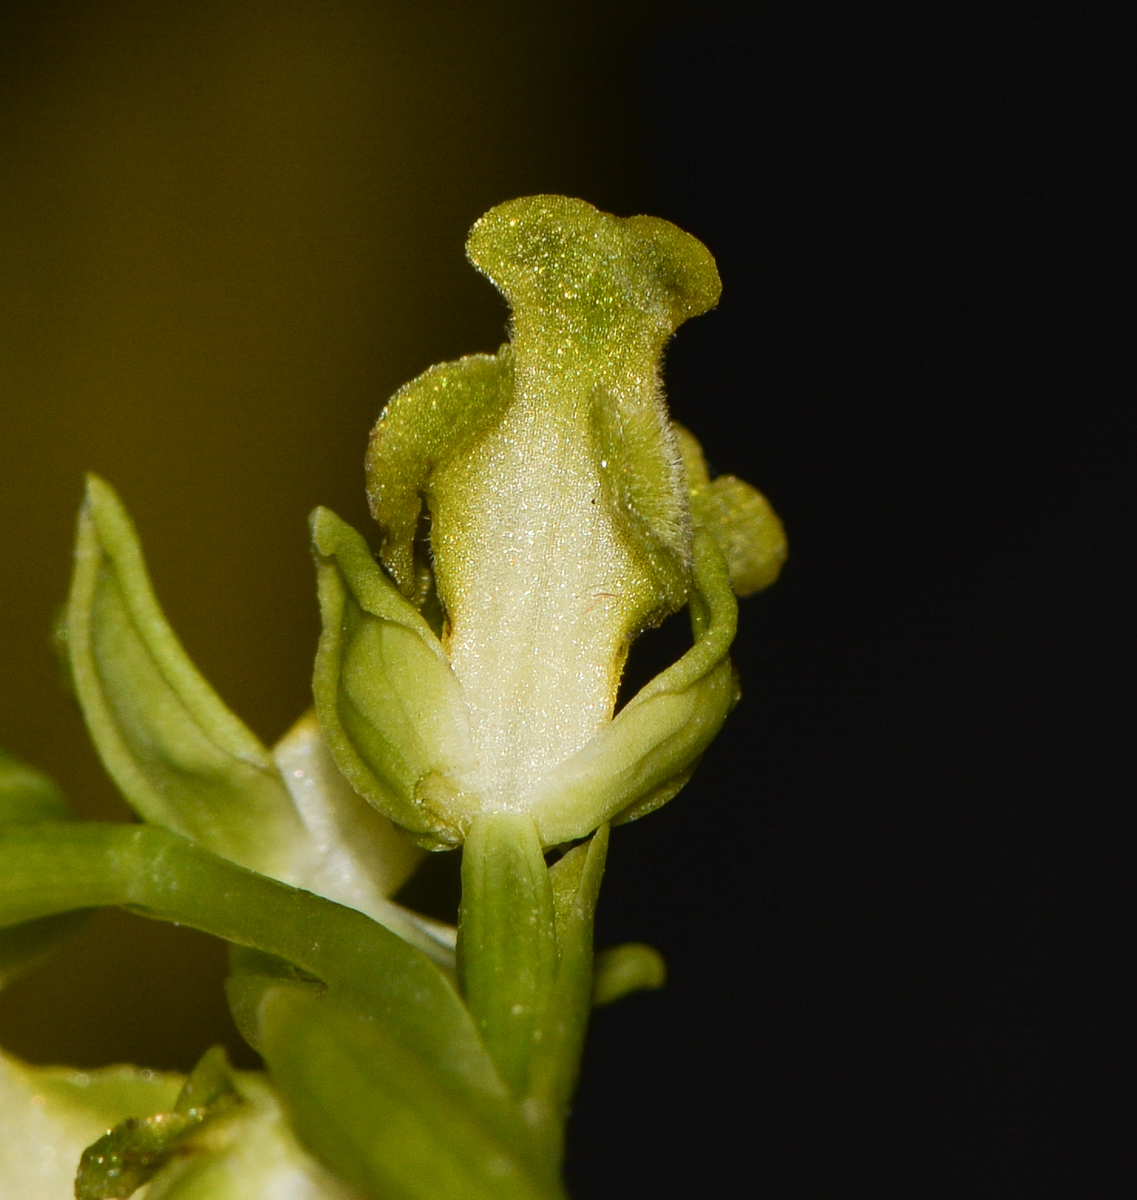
0;749;86;988
66;476;310;881
458;813;558;1102
259;985;565;1200
592;943;667;1007
312;506;479;848
0;822;503;1106
524;532;739;843
76;1110;200;1199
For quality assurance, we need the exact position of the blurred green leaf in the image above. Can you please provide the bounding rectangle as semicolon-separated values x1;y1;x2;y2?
142;1072;358;1200
260;985;564;1200
76;1109;213;1198
0;747;73;823
75;1046;242;1200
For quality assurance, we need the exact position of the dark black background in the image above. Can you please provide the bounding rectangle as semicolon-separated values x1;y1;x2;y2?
568;8;1126;1198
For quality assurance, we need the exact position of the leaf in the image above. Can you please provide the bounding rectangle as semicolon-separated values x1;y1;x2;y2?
0;822;503;1107
260;985;564;1200
458;813;558;1101
311;506;479;848
592;943;666;1007
66;476;310;881
71;1052;356;1200
524;532;738;843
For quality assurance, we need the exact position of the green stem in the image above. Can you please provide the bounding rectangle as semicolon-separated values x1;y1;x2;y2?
458;813;558;1102
458;815;609;1168
0;821;502;1105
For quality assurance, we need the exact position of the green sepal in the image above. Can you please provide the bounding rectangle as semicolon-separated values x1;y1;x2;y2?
365;349;513;595
141;1072;358;1200
0;749;87;988
311;505;478;848
458;813;558;1102
75;1047;242;1200
76;1108;203;1198
66;476;310;880
0;821;502;1103
526;825;609;1155
66;479;441;931
691;476;787;595
259;984;565;1200
673;422;788;595
524;532;738;844
73;1049;354;1200
592;942;667;1007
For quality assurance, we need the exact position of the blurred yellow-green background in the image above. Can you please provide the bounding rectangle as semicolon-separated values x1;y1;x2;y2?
0;0;653;1070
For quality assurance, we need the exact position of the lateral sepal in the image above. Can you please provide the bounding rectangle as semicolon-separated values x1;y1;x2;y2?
311;506;479;848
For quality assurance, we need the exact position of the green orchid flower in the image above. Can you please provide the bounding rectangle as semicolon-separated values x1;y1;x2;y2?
0;195;785;1200
313;195;786;850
